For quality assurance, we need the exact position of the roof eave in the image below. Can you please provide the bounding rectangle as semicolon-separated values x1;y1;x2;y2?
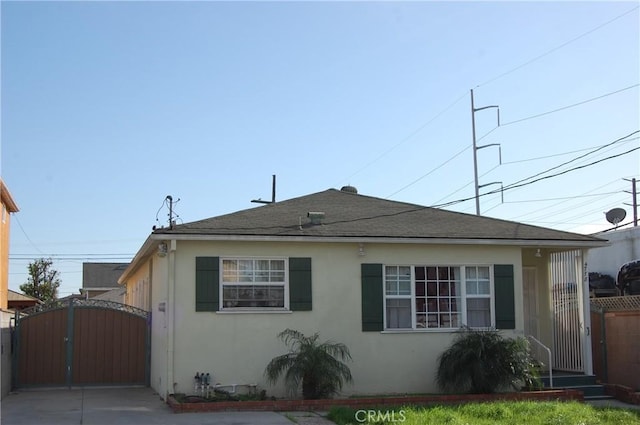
118;235;156;284
1;180;19;212
147;233;607;248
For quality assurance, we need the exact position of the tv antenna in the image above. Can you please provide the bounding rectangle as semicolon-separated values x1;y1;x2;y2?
605;208;626;229
153;195;180;230
251;175;277;205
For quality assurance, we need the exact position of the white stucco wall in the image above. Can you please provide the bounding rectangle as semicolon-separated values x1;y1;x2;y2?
149;254;169;398
150;239;524;399
589;227;640;278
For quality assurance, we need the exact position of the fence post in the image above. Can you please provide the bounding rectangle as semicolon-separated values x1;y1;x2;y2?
65;298;75;388
600;309;608;383
11;310;20;390
145;312;152;386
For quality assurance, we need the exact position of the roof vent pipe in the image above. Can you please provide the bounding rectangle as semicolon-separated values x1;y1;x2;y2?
307;212;325;225
341;185;358;194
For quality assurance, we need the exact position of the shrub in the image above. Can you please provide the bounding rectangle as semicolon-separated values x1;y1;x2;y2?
436;327;540;394
264;329;353;399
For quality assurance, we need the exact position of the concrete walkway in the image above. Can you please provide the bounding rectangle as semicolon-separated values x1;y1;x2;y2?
586;398;640;411
4;387;636;425
0;387;306;425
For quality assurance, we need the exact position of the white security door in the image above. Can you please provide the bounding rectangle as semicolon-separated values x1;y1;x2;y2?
550;250;584;372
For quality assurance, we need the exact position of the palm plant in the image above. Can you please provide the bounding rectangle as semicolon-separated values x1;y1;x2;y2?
436;327;540;394
264;329;353;399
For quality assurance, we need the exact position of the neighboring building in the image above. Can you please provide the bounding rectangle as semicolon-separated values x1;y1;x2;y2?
1;180;19;310
7;289;41;311
588;226;640;280
58;293;85;303
92;287;127;303
81;262;129;302
120;187;607;400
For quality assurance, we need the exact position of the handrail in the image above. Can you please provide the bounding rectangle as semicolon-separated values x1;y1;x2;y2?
527;335;553;388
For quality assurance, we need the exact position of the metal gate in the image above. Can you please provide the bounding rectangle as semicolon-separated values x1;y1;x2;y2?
12;298;150;388
550;250;584;372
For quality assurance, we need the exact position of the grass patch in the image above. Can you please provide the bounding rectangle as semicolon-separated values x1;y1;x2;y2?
328;401;640;425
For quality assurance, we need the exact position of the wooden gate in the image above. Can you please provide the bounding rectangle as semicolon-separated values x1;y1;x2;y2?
12;299;150;388
590;296;640;389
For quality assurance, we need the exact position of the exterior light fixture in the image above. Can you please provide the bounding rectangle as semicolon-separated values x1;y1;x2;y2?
158;242;168;257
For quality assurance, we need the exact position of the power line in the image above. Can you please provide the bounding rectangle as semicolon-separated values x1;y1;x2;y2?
430;164;500;207
562;196;629;226
427;126;636;208
503;138;639;165
434;135;636;210
433;142;639;209
503;191;622;204
10;253;134;257
10;254;134;261
500;147;639;194
438;96;638;209
522;194;627;225
174;143;637;235
501;84;639;127
501;130;639;191
596;220;635;234
13;216;44;255
386;145;470;198
507;178;624;221
485;189;626;216
337;91;468;185
476;6;640;88
10;257;133;261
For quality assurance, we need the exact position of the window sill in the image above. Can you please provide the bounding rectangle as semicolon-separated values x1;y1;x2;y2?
381;328;459;334
216;309;293;315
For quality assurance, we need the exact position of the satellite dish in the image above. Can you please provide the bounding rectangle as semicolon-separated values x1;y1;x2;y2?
605;208;626;226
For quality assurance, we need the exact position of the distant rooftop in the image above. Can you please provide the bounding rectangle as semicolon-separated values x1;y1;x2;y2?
82;262;129;289
7;289;41;303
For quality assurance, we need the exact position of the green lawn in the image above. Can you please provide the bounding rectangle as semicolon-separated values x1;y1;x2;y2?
328;401;640;425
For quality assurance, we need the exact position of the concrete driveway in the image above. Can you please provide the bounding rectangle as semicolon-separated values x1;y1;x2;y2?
0;387;298;425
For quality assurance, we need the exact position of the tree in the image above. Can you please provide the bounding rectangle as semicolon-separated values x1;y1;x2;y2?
436;327;540;394
20;258;61;302
264;329;353;399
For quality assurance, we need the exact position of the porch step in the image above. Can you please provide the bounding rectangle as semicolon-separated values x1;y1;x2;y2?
540;374;611;400
541;373;597;388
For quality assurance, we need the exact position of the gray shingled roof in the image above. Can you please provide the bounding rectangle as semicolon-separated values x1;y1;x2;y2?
82;262;130;288
153;188;604;244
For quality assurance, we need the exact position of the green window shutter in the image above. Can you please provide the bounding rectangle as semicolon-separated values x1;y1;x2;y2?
494;264;515;329
195;257;219;312
361;263;384;332
289;257;312;311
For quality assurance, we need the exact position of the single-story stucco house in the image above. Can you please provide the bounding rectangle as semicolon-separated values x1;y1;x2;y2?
119;187;607;400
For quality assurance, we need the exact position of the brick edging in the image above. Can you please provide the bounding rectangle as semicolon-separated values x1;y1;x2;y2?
604;384;640;405
167;390;583;413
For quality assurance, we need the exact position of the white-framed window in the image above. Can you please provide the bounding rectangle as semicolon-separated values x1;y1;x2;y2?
465;266;492;328
221;258;287;309
384;265;494;330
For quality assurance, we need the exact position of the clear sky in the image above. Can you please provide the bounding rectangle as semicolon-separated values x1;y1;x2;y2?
2;1;639;298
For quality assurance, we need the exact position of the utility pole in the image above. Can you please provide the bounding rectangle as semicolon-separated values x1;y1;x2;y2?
624;177;638;226
470;89;501;215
